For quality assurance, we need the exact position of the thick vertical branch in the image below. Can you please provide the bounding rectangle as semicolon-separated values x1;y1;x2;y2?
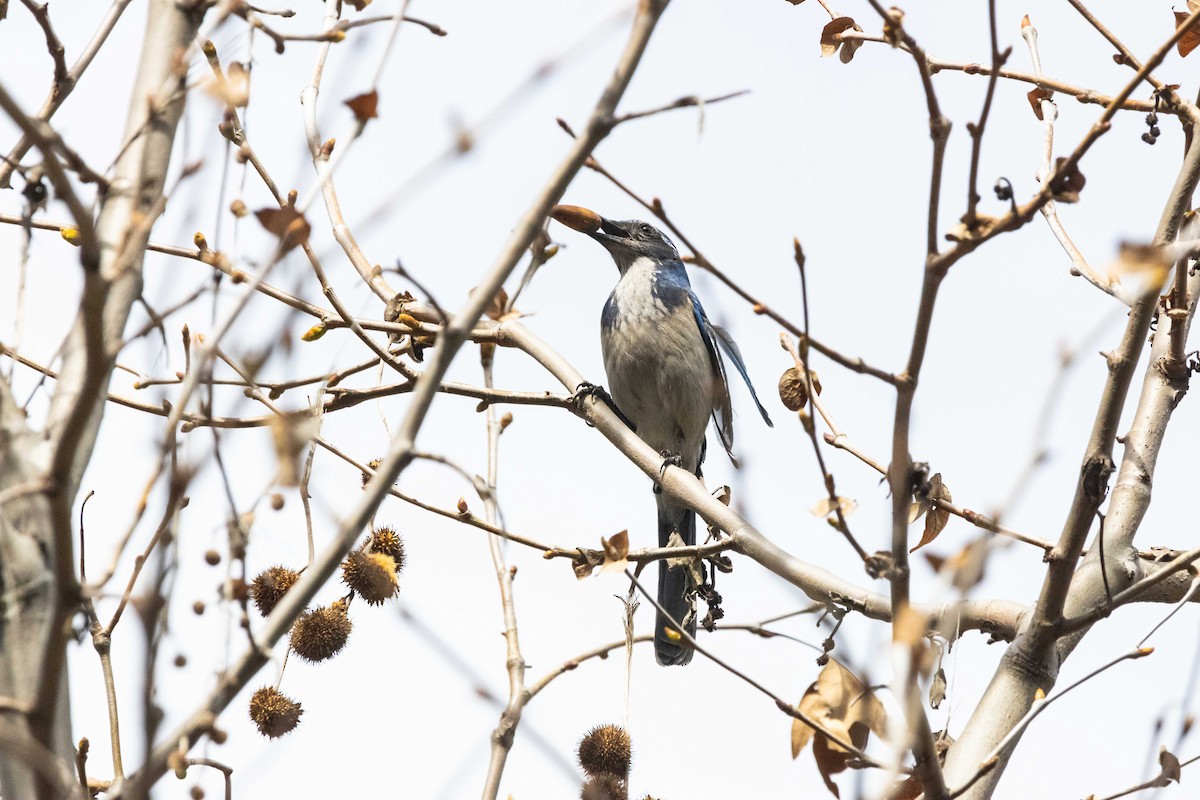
863;5;953;797
0;1;204;795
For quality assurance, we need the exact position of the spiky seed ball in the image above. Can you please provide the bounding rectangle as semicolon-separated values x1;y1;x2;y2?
289;600;352;662
250;566;300;616
580;774;628;800
361;458;384;487
341;550;399;605
248;686;303;738
368;526;406;572
578;724;632;778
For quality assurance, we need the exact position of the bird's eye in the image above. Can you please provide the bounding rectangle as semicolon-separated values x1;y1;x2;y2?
638;224;654;237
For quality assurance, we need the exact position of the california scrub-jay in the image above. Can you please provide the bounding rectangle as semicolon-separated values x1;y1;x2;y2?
554;207;773;665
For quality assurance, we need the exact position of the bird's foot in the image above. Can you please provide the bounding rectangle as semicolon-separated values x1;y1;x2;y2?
571;381;636;431
653;450;684;493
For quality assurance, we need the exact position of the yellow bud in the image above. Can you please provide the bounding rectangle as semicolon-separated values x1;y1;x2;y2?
60;227;81;246
301;324;326;342
194;232;209;251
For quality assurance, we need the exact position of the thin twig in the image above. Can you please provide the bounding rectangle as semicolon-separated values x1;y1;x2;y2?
962;0;1006;229
862;5;952;797
479;344;528;800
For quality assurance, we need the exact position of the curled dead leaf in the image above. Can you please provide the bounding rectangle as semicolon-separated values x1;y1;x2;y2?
225;62;250;108
791;659;887;796
947;537;989;593
820;17;858;58
839;22;865;63
1174;2;1200;58
910;473;951;552
255;207;310;252
1155;746;1181;787
269;411;318;487
1026;86;1053;121
811;496;857;519
929;667;947;709
599;530;630;574
1112;242;1171;295
345;90;379;121
1049;157;1086;203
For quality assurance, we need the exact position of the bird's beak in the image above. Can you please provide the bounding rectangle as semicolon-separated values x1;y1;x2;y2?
594;217;628;241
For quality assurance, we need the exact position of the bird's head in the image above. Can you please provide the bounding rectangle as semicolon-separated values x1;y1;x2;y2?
551;205;680;272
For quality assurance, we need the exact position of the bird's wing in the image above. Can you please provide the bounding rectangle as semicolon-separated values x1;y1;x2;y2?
706;321;774;427
687;292;737;461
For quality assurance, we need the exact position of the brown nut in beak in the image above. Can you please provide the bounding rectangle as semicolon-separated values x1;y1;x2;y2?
550;204;602;233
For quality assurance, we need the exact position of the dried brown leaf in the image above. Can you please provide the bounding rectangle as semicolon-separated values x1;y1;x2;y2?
1049;157;1086;203
225;62;250;108
820;17;857;58
1154;746;1181;786
1026;86;1053;121
947;538;989;592
839;23;865;63
791;658;888;764
893;606;928;648
485;287;508;321
910;474;951;552
572;550;604;580
888;775;925;800
254;207;310;252
1112;242;1171;293
811;496;857;519
345;90;379;121
1175;2;1200;58
599;530;630;574
929;667;947;709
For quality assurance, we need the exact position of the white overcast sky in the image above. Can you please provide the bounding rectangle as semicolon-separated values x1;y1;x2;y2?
3;1;1200;798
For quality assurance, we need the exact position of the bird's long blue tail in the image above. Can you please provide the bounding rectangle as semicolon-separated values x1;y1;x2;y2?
655;499;696;666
